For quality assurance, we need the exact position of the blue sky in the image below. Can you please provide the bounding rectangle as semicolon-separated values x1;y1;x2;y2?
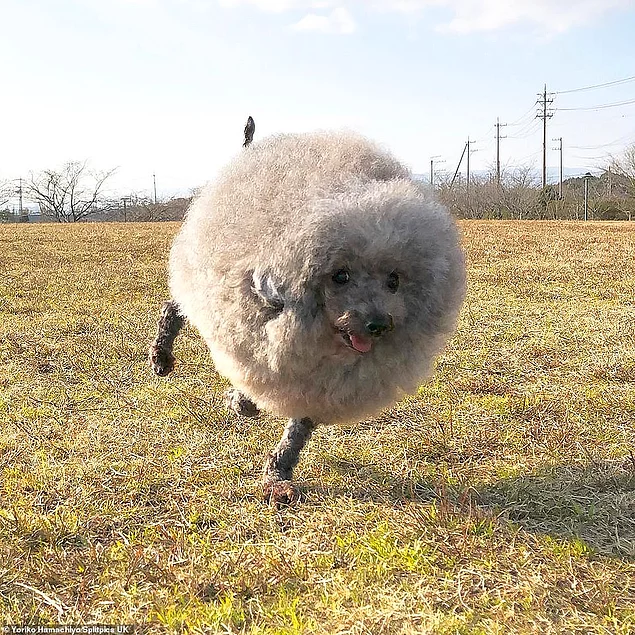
2;0;635;198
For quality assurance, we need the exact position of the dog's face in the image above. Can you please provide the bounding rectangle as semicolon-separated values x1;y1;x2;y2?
322;262;408;355
248;182;463;380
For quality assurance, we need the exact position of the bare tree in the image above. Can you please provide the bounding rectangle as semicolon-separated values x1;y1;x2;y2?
0;179;13;209
124;195;190;222
26;161;116;222
610;143;635;198
437;163;541;220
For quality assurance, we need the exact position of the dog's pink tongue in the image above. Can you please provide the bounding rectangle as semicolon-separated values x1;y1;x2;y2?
350;333;373;353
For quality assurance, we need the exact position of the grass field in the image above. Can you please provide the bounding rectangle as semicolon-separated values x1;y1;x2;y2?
1;220;634;633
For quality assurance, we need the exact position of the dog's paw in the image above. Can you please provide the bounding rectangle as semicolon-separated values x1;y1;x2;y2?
149;345;176;377
224;389;260;418
263;480;301;508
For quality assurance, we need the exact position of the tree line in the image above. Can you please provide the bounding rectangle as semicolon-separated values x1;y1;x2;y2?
0;161;190;223
438;162;634;221
2;143;634;223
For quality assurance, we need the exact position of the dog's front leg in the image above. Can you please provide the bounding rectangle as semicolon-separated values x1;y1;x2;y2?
263;417;316;506
149;300;185;376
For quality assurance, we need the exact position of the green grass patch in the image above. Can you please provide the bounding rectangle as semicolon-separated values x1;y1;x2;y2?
1;221;634;632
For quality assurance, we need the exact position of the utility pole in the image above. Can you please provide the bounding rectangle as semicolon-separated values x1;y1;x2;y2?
18;177;23;215
558;137;563;199
552;137;563;199
153;173;157;204
121;196;131;222
608;165;613;197
584;172;591;221
429;155;443;188
465;137;478;201
450;142;468;190
466;138;471;201
495;118;507;186
536;85;554;189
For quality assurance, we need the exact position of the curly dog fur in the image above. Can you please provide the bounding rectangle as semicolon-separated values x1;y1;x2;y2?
151;130;466;505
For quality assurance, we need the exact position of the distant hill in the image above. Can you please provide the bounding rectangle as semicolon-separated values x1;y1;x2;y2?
562;170;632;198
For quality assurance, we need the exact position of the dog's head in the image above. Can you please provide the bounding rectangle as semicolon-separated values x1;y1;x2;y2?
250;179;464;368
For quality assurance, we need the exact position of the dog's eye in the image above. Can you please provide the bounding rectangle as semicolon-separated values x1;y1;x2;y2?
387;271;399;292
332;269;350;285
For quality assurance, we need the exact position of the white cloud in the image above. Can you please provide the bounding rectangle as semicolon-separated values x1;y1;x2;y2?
217;0;633;33
430;0;633;34
218;0;334;11
292;7;357;33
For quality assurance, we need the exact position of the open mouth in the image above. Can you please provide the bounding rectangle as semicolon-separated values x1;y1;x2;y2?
340;330;373;353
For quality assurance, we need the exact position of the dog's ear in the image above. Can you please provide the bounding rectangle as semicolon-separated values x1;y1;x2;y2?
251;269;285;312
302;277;325;319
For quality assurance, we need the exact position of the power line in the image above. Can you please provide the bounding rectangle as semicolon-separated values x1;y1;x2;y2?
555;75;635;95
517;117;540;133
508;120;541;139
570;153;613;162
514;149;541;164
569;127;635;151
569;142;622;150
557;98;635;112
508;104;536;126
506;111;543;138
473;125;495;145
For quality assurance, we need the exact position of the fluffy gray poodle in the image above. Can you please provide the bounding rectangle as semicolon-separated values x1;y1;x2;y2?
150;128;465;506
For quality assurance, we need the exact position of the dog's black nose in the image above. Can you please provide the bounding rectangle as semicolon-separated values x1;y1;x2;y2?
366;315;394;338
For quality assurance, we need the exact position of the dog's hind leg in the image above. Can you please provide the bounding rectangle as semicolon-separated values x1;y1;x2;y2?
224;388;260;418
263;417;317;506
149;300;185;376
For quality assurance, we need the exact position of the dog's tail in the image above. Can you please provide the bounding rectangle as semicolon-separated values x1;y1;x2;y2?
243;116;255;147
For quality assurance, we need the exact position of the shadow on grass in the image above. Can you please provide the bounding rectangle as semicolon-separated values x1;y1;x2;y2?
315;456;635;560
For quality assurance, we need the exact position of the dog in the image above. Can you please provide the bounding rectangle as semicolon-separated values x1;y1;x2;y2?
150;121;466;505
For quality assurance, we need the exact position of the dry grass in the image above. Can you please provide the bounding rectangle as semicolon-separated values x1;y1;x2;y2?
0;220;634;633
